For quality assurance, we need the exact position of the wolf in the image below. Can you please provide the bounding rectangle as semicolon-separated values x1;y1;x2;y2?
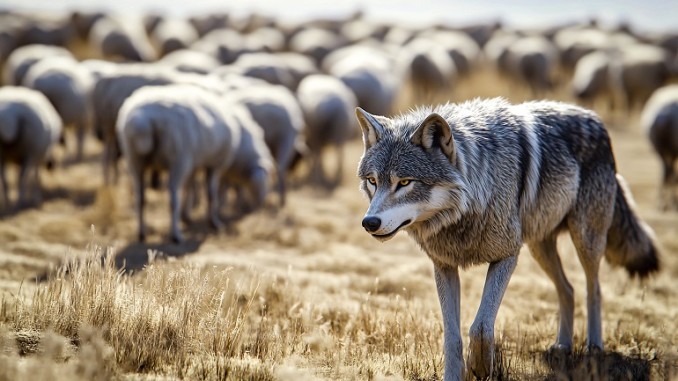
355;98;659;381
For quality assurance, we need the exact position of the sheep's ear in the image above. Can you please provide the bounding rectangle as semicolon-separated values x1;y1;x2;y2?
355;107;389;150
411;113;455;163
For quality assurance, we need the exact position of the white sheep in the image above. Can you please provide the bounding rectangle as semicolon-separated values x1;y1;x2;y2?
640;84;678;209
150;18;199;57
226;81;306;206
219;106;275;215
296;74;357;187
116;84;241;243
158;49;221;74
609;43;671;113
0;86;62;209
89;15;156;62
504;35;559;97
22;56;94;162
92;64;222;184
571;50;613;111
323;44;399;117
2;44;73;85
397;37;457;104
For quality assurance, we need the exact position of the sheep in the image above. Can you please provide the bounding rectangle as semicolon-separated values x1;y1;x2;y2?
150;18;199;57
640;84;678;209
92;65;223;184
482;31;520;77
190;28;249;64
116;84;241;243
244;27;286;53
0;86;62;210
89;15;156;62
609;44;671;113
288;27;346;65
158;49;221;74
418;29;482;75
219;106;275;215
226;81;306;206
22;56;95;162
19;12;74;47
2;44;73;85
296;74;358;187
553;26;636;73
504;35;559;97
70;10;105;40
571;50;613;111
215;51;318;91
322;44;399;116
397;37;457;104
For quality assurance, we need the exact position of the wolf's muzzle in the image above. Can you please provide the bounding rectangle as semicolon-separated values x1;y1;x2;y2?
362;216;382;232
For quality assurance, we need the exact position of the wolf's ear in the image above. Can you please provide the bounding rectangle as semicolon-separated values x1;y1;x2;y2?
411;113;455;163
356;107;388;149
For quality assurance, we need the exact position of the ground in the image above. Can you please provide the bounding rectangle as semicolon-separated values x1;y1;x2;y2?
0;68;677;381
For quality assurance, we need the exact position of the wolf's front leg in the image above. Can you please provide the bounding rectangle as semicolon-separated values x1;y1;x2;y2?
468;255;518;380
434;265;464;381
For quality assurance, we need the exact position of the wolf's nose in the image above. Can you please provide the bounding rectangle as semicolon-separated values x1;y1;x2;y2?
362;216;381;232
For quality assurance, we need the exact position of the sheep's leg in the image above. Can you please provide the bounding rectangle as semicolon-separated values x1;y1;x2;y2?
32;164;42;205
332;143;345;188
168;166;189;244
75;122;86;162
0;161;9;209
205;167;224;231
181;173;196;224
102;139;113;185
131;163;146;242
17;161;33;208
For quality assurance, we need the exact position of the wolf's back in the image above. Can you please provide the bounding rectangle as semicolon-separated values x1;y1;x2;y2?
605;174;660;278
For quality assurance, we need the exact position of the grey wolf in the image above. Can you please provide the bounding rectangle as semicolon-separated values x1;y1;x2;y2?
355;98;660;380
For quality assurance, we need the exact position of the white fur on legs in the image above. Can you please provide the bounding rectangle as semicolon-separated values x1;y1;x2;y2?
434;265;464;381
468;255;518;380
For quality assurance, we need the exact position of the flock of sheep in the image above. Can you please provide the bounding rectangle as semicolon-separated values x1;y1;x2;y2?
0;8;677;243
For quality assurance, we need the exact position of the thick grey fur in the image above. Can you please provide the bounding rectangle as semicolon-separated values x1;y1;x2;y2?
356;98;660;380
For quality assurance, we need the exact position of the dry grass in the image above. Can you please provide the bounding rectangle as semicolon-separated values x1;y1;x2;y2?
1;65;678;381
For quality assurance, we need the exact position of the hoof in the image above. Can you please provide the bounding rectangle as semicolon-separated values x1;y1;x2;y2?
170;232;185;244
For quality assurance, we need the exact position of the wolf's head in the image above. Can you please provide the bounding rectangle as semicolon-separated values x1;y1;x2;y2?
355;107;470;241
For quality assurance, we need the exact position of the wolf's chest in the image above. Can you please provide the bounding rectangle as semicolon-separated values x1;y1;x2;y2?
408;217;522;268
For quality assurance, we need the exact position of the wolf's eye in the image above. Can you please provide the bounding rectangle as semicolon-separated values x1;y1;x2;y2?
398;179;411;187
367;177;377;185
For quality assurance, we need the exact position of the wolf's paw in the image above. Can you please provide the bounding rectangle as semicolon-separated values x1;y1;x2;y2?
467;325;494;380
587;343;604;355
548;343;572;355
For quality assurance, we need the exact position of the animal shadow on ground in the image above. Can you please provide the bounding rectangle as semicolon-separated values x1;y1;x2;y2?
0;186;96;219
541;348;652;381
114;238;204;273
34;238;204;282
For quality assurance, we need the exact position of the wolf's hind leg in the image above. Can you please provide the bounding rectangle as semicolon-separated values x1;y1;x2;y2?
567;173;615;351
527;235;574;352
468;255;518;380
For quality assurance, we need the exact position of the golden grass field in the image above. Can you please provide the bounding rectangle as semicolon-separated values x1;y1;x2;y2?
1;60;677;381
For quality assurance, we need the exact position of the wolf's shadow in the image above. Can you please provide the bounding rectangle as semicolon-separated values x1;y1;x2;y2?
541;349;652;381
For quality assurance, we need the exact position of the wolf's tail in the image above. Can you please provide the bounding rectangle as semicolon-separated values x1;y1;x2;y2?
605;174;660;278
